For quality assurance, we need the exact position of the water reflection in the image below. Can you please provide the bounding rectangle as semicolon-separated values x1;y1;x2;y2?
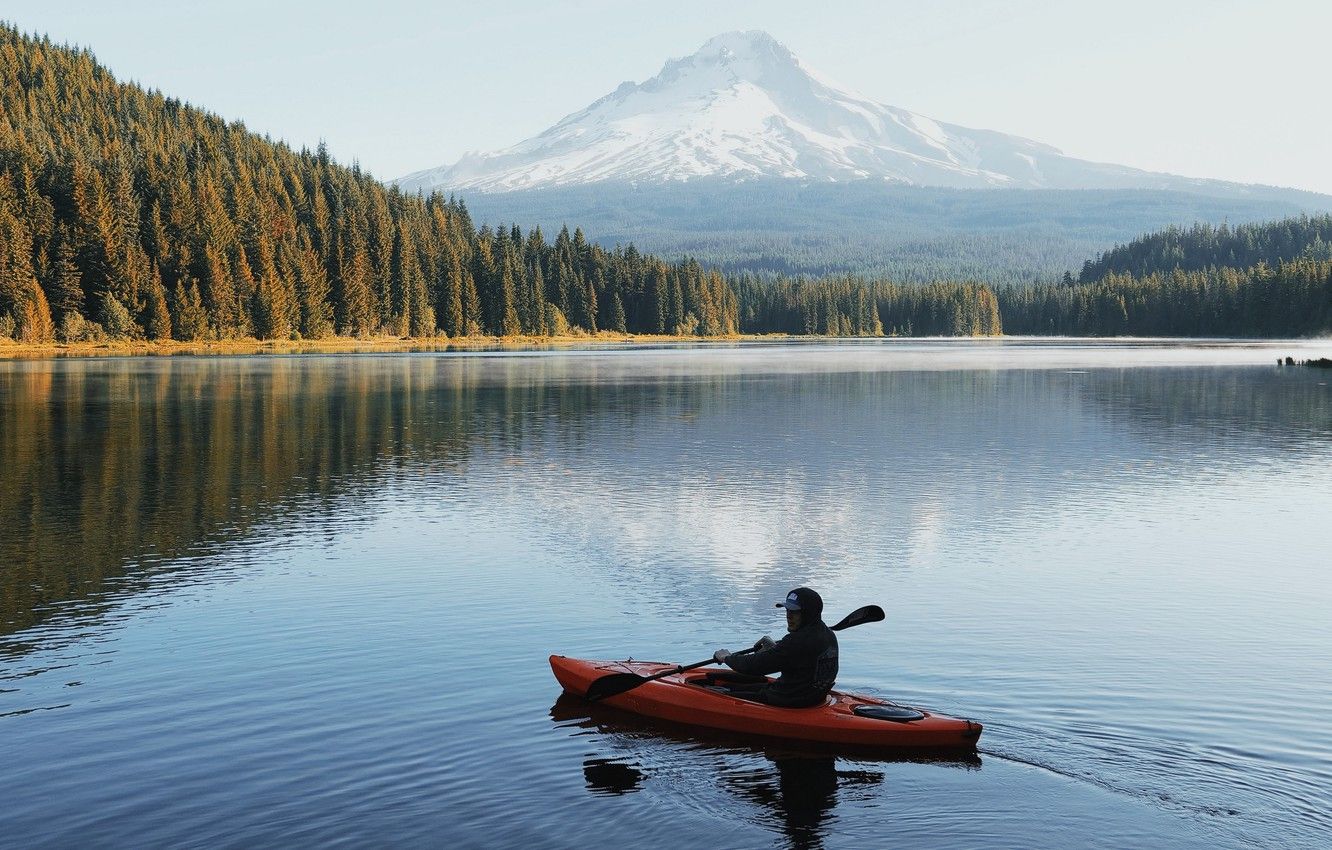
4;351;1328;648
551;693;978;850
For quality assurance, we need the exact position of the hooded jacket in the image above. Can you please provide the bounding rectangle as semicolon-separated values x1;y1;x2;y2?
725;592;839;707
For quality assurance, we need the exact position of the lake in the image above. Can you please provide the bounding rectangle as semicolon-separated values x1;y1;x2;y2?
3;339;1331;849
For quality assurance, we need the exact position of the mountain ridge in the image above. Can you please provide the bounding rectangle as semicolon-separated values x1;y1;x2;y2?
396;30;1303;197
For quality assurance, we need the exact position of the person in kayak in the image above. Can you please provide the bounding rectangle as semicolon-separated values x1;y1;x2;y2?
711;587;839;708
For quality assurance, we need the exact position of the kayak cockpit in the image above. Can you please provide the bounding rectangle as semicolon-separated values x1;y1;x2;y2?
683;669;774;703
851;704;926;722
685;670;772;687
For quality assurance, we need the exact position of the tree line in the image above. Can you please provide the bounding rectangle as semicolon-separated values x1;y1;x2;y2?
1079;215;1332;282
733;276;1001;336
1001;258;1332;337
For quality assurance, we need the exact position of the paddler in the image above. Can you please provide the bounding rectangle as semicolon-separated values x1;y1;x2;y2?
711;587;839;707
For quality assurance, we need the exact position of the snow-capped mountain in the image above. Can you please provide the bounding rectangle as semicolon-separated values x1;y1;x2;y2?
395;30;1212;194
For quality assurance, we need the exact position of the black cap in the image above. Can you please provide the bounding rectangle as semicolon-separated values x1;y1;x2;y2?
775;587;823;619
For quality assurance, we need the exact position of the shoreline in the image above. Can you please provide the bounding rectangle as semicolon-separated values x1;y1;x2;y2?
0;332;794;359
2;333;1328;360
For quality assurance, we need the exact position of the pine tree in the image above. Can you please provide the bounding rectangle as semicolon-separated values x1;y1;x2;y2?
499;252;521;336
49;226;85;322
529;262;548;335
336;228;374;336
294;238;334;339
608;291;627;333
461;267;481;335
230;246;258;336
0;184;56;343
171;281;209;341
652;262;669;334
144;265;173;341
253;274;291;340
669;274;685;334
200;243;236;337
440;249;464;337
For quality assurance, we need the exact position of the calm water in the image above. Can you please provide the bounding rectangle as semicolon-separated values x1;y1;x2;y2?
3;340;1331;849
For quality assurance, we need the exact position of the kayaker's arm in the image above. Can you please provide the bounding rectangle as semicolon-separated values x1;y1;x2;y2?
724;639;792;676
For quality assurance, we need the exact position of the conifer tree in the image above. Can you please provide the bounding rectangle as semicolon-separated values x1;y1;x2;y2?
144;265;173;341
171;281;209;341
461;267;482;335
335;228;374;336
440;249;465;337
669;274;685;333
294;238;334;339
609;291;627;333
651;262;669;333
200;243;236;337
499;253;522;337
49;226;86;322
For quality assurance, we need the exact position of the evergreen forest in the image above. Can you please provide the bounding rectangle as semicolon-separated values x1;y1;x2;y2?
1002;217;1332;336
1078;216;1332;282
458;180;1330;285
0;25;742;344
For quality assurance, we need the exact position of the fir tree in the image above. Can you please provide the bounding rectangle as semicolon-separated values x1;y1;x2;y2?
144;265;173;341
608;291;627;333
171;281;209;341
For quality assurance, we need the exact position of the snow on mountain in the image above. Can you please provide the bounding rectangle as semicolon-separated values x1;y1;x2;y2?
394;31;1221;194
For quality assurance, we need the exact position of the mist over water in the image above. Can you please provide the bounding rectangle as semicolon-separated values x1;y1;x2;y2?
3;340;1330;849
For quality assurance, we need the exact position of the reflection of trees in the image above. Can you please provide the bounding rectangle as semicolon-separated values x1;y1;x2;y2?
552;693;977;850
1077;368;1332;443
1;358;475;642
4;356;1326;649
0;356;747;645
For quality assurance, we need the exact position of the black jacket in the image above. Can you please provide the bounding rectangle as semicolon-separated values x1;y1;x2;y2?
726;620;839;707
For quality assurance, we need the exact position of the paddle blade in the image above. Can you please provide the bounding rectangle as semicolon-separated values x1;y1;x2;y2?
830;604;885;631
584;673;649;702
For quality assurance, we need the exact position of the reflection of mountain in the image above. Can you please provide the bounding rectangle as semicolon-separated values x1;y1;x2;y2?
4;352;1328;649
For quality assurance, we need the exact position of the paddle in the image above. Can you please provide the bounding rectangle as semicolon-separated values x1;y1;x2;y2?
584;604;885;702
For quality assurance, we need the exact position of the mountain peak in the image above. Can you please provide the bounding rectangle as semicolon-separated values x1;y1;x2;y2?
395;32;1189;194
647;29;804;94
693;29;787;61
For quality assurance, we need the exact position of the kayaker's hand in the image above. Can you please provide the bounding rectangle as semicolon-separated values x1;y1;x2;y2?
753;635;776;652
713;648;731;664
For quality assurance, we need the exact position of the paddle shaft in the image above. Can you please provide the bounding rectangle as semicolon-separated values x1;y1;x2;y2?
620;647;758;691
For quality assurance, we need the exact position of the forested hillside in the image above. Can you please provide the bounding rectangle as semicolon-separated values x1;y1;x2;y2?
1001;258;1332;336
455;180;1332;285
0;25;742;344
1079;216;1332;282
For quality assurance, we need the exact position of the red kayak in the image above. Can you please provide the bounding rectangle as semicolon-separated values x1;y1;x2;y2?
550;655;982;752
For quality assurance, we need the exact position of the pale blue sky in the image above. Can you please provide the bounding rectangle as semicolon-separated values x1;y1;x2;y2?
6;0;1330;193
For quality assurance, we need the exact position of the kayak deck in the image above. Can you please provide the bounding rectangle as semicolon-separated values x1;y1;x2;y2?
550;655;982;752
